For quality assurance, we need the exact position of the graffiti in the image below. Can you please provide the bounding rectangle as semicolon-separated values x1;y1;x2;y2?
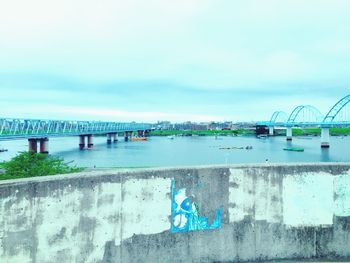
171;179;222;233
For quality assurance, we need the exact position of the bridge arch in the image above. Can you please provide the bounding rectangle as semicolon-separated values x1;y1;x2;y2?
269;111;288;123
287;105;324;123
323;94;350;123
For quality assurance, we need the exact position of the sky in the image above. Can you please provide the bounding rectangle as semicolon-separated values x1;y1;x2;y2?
1;0;350;122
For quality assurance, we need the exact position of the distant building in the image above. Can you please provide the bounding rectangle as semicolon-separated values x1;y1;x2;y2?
152;120;252;131
155;121;172;130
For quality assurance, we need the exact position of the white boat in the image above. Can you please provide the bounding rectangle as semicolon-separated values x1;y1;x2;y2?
167;135;175;139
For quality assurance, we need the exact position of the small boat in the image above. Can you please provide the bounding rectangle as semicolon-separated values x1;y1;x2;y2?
0;148;8;153
167;135;175;139
130;137;147;141
283;147;304;152
219;146;244;150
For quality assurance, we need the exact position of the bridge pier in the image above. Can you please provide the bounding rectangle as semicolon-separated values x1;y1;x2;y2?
79;135;85;150
269;126;274;136
137;130;146;137
321;128;330;148
112;133;118;142
87;135;93;149
39;138;49;154
107;133;112;144
28;139;38;153
286;127;293;141
124;131;133;141
28;138;49;153
107;133;118;144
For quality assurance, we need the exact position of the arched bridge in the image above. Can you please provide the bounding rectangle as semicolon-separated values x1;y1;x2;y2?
257;94;350;147
0;118;152;153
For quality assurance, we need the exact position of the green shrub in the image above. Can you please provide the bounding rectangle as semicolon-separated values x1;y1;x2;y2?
0;152;82;180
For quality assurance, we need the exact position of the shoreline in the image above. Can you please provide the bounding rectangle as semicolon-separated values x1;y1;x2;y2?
149;128;350;137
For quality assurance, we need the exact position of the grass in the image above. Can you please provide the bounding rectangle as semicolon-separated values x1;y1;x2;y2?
0;152;83;181
149;129;255;136
151;128;350;137
278;128;350;136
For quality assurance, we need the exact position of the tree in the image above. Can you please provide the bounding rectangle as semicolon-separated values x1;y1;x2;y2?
0;152;82;180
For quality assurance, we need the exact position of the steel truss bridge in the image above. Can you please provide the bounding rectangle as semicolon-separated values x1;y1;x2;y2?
0;118;152;153
0;119;151;140
257;94;350;128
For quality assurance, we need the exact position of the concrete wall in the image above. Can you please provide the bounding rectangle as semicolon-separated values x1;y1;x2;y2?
1;163;350;263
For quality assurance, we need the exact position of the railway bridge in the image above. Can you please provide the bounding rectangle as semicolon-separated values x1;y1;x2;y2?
0;119;152;153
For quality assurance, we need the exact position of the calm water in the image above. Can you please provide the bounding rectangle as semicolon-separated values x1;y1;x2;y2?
0;135;349;168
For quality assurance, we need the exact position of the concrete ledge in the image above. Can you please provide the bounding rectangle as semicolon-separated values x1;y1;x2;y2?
1;163;350;262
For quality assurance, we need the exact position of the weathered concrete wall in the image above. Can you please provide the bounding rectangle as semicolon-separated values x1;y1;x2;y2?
1;163;350;263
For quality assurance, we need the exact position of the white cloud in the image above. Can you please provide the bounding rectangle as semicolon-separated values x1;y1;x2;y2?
1;0;350;121
0;104;227;122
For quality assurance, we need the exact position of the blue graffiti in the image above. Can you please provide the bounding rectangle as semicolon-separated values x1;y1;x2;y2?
171;179;222;233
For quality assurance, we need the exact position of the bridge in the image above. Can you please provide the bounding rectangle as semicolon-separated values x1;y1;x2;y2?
0;118;152;153
257;94;350;147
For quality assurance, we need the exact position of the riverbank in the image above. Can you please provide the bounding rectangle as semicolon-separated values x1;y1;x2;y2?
150;128;350;137
285;127;350;136
149;129;254;136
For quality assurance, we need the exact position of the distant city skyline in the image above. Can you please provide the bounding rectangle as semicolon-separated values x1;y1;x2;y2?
1;0;350;122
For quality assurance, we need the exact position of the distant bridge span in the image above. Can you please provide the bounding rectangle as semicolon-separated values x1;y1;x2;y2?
0;118;152;153
257;94;350;147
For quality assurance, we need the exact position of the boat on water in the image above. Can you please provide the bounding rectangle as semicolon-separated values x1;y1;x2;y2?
167;135;175;139
130;137;147;141
283;147;304;152
219;146;244;150
0;148;8;153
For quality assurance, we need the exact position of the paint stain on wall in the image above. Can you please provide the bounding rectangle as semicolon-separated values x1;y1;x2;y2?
334;174;350;217
171;179;222;233
283;173;333;226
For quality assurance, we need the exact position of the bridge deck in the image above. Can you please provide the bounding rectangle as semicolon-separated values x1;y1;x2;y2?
0;118;152;140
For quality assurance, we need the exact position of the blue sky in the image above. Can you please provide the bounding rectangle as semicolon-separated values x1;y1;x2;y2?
1;0;350;122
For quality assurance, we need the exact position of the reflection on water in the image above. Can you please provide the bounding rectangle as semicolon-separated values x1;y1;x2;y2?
0;135;348;168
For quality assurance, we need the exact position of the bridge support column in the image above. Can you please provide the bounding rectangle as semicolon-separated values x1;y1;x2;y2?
124;131;133;141
137;130;145;137
269;126;274;136
87;135;93;149
286;127;292;141
28;139;38;153
39;138;49;154
321;128;330;148
79;135;85;150
112;133;118;143
107;133;112;144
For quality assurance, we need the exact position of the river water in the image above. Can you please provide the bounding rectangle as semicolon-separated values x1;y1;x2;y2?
0;135;348;168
